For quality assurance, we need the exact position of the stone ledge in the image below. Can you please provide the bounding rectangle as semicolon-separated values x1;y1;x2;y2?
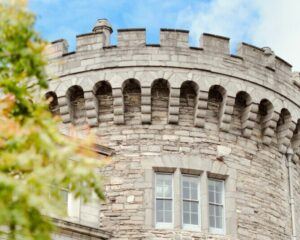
53;218;111;239
118;28;146;32
160;28;189;33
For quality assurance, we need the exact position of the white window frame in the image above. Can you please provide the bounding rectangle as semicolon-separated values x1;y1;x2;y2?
155;172;174;229
67;192;81;220
181;174;201;231
48;186;80;220
208;178;226;235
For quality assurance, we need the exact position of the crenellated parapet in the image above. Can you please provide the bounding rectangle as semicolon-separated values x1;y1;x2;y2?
45;19;300;156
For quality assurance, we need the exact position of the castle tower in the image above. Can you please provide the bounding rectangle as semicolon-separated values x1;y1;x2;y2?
45;20;300;240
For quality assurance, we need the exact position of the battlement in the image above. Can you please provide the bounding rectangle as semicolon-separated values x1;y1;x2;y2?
45;19;294;75
117;28;146;47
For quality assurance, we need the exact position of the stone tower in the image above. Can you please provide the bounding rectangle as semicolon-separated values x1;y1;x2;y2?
45;19;300;240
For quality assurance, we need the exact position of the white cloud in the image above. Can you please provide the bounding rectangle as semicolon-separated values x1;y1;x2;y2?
253;0;300;71
176;0;258;49
177;0;300;71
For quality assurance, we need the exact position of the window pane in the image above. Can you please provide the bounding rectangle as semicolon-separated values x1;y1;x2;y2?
156;178;164;186
164;177;172;186
191;182;197;190
216;216;223;228
164;200;172;211
216;192;222;204
60;189;68;204
208;180;215;191
191;187;198;200
156;210;163;222
183;187;190;199
165;210;172;223
183;212;190;224
191;202;198;213
164;181;172;198
183;180;189;188
209;204;215;217
215;181;223;193
156;185;164;198
209;190;215;203
216;205;222;217
156;199;163;210
191;213;198;225
183;201;189;212
209;216;215;228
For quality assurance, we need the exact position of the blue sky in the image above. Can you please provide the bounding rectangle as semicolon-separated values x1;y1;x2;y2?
29;0;300;70
29;0;213;47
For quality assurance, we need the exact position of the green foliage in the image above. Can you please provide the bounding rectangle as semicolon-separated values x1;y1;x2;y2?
0;2;106;239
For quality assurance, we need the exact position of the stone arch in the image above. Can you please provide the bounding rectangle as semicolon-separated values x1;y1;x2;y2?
277;108;293;153
151;79;170;124
206;85;226;130
179;81;198;126
232;91;252;135
277;109;292;136
45;91;60;116
122;79;141;124
66;85;87;125
257;99;275;144
93;81;113;124
292;120;300;162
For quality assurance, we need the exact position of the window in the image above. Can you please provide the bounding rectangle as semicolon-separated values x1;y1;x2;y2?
49;186;68;205
60;188;69;206
208;179;225;234
182;175;200;230
155;173;173;228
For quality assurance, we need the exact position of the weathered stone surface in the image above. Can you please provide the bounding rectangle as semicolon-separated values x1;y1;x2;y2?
47;19;300;240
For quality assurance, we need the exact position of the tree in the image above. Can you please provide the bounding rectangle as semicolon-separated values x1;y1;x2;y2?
0;1;105;239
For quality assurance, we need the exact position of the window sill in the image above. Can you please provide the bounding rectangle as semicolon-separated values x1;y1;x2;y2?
182;224;201;231
155;223;173;229
209;227;225;235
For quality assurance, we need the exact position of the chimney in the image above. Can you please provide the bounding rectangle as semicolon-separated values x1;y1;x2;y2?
93;19;113;47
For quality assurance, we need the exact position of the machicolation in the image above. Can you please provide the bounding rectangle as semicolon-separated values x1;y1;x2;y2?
46;19;300;240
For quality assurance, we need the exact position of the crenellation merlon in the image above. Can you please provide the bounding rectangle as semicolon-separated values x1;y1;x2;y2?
46;39;68;59
201;33;230;54
117;28;146;47
237;42;293;74
160;28;189;48
293;72;300;88
237;42;265;65
76;32;104;52
274;55;292;75
275;55;292;68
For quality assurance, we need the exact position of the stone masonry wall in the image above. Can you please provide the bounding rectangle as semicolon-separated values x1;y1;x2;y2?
45;20;300;240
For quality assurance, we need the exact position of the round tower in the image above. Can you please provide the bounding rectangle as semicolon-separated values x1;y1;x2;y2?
45;20;300;240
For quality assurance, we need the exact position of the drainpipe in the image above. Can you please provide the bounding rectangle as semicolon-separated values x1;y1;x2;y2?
286;147;296;240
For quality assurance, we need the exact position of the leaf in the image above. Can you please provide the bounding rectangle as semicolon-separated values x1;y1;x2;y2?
0;1;107;239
